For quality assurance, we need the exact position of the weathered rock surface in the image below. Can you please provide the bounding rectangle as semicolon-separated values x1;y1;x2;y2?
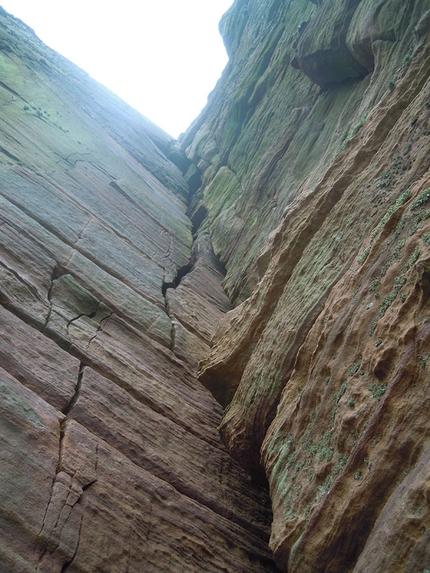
183;0;430;572
0;7;276;573
3;0;430;571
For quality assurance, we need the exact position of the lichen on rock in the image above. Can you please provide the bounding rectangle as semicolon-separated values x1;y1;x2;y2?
1;1;430;572
184;0;430;571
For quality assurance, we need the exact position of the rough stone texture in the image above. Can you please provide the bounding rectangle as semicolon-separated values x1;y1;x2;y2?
0;7;276;573
291;0;369;87
165;232;232;366
184;0;430;572
3;1;430;572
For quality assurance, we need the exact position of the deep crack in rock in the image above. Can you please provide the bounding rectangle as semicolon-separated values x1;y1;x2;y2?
162;259;195;353
62;362;85;416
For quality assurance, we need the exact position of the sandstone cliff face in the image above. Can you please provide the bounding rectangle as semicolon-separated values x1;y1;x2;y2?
2;1;430;572
183;0;430;572
0;8;276;573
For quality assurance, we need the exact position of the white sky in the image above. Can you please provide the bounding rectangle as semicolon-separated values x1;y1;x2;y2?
0;1;234;138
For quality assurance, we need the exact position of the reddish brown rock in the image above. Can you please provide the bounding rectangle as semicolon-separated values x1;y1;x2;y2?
186;1;430;572
0;305;80;410
3;0;430;571
166;232;232;364
0;367;63;572
0;7;276;573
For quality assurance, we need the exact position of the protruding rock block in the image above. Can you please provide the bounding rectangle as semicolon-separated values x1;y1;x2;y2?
291;0;368;87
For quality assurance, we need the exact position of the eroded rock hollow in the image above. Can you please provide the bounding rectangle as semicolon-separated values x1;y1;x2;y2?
1;1;429;572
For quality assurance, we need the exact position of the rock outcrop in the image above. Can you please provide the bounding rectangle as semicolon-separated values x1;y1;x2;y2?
0;7;276;573
183;0;430;572
2;1;430;572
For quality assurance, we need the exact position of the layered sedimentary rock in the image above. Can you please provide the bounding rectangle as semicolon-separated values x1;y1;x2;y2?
2;1;430;572
183;0;430;572
0;8;276;573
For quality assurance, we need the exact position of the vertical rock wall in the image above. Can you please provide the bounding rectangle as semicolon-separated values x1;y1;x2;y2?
0;8;277;573
184;1;430;572
2;1;430;571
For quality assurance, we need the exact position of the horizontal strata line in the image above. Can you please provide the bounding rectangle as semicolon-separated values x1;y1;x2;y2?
0;299;223;452
14;168;179;272
0;253;223;440
81;355;225;451
108;180;191;250
171;313;213;346
66;407;272;547
0;304;271;534
0;189;166;310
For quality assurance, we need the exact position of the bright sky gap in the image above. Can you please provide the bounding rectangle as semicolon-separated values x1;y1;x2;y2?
0;0;234;138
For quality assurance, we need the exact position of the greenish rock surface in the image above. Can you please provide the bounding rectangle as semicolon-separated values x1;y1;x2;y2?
2;1;430;572
189;1;430;572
